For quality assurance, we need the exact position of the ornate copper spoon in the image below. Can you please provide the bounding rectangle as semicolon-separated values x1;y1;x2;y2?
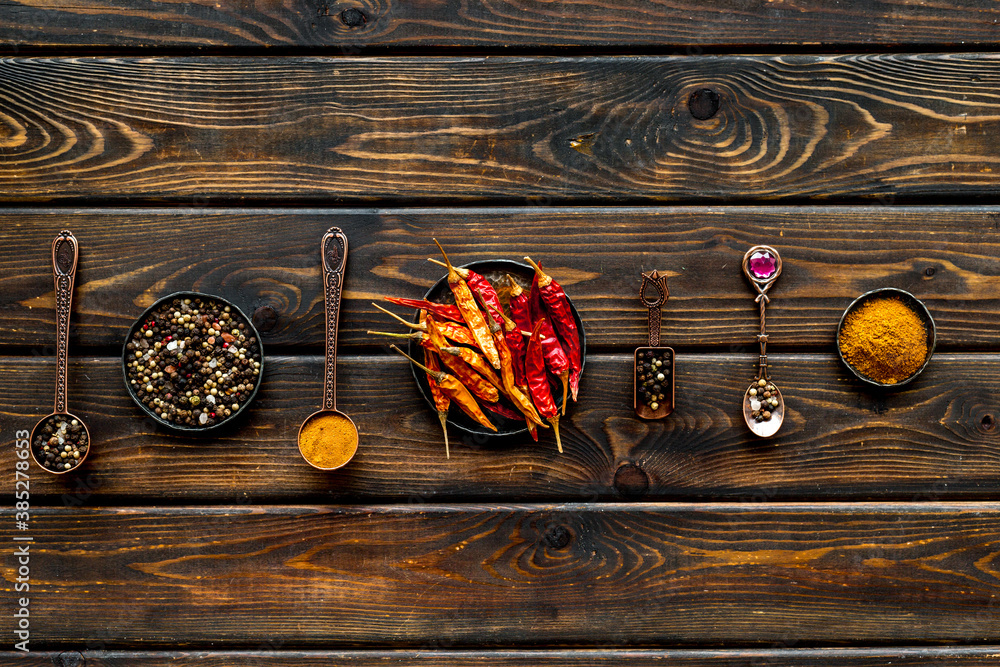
742;245;784;438
297;228;359;470
30;231;91;474
634;270;675;419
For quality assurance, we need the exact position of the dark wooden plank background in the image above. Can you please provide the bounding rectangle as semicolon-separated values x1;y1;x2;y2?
4;0;1000;48
2;0;1000;664
3;354;999;502
2;207;998;351
8;648;1000;666
11;504;1000;647
5;56;1000;203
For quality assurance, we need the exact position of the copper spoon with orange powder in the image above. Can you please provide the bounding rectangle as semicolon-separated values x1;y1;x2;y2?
297;228;359;470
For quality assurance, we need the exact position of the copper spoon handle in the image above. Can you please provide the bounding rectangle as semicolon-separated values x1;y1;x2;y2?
742;245;782;383
640;270;669;347
52;230;79;414
756;294;769;382
321;228;348;411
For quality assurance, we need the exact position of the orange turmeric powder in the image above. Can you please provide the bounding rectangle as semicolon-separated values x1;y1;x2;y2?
298;413;358;469
839;296;928;384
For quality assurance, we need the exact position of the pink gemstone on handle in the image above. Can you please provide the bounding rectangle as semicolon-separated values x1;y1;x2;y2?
749;251;776;279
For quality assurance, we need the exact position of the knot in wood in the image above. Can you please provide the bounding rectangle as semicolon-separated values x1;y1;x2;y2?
340;7;367;26
614;463;649;499
544;523;572;550
982;413;996;432
56;651;85;667
688;88;721;120
252;305;279;332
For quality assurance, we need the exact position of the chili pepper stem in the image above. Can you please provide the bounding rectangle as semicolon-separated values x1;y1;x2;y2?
523;256;553;288
433;239;458;280
428;258;471;279
559;371;569;416
390;344;444;382
549;414;562;453
368;330;421;340
438;410;450;459
372;303;421;329
507;274;523;295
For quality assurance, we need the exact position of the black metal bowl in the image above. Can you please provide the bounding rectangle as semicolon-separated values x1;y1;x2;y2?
836;287;935;389
122;291;264;432
407;259;586;438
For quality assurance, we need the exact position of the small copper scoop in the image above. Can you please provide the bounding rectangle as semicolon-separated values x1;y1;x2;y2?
634;270;675;419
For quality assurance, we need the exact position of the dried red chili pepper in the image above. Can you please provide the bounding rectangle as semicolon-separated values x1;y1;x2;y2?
391;345;496;432
423;316;499;404
439;355;499;404
370;325;499;403
503;315;527;389
507;274;533;336
421;313;450;349
482;400;522;421
472;289;545;429
491;304;526;387
383;296;463;323
519;275;571;413
373;303;477;347
433;239;500;369
526;421;538;442
526;320;561;453
440;345;504;393
424;347;451;458
428;258;505;327
524;256;582;404
442;344;545;428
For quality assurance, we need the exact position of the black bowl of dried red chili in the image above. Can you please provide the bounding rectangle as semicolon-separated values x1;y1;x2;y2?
407;259;586;439
122;291;264;432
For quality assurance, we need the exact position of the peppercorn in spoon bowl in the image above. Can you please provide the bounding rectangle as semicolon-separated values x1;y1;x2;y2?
837;287;936;389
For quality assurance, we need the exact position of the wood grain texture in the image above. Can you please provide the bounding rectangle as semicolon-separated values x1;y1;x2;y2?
6;0;1000;49
4;353;999;502
5;503;1000;646
2;206;999;351
7;648;1000;666
6;55;1000;202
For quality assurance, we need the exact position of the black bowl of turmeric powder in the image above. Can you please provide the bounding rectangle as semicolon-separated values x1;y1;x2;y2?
837;288;935;388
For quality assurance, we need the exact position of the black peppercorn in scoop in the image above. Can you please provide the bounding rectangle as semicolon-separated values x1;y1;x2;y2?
634;271;675;420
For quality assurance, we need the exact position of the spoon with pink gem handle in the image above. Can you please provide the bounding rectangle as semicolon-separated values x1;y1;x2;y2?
742;245;784;438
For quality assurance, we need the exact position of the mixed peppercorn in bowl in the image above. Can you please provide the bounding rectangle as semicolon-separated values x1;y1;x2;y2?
122;292;264;431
